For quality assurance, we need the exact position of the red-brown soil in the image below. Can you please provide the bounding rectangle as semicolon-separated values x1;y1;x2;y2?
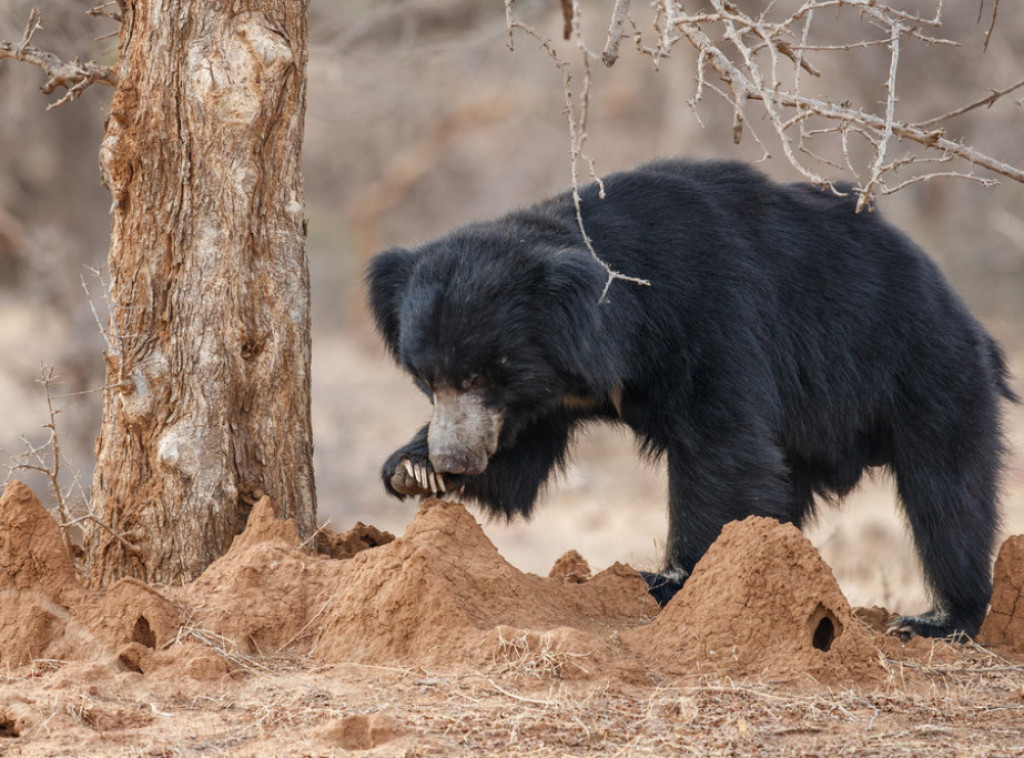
977;534;1024;652
2;479;1024;755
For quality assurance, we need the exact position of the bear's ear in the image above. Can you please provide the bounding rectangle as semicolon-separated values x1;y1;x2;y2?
366;247;416;360
545;247;605;302
543;248;621;387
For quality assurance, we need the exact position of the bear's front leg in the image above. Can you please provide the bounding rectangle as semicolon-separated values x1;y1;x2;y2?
650;436;796;606
381;424;462;498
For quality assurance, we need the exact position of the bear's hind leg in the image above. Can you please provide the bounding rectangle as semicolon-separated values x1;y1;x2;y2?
891;413;1001;639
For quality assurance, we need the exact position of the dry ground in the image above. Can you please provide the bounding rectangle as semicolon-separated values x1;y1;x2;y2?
3;650;1024;757
1;327;1023;758
2;393;1024;758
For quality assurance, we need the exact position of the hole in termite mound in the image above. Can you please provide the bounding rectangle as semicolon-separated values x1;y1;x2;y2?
132;615;156;648
0;715;19;738
808;603;841;652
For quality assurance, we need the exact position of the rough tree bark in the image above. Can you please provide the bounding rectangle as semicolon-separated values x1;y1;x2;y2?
84;0;316;586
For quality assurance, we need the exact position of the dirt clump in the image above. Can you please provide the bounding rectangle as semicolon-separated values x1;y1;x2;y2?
317;713;407;750
549;549;592;583
318;520;396;559
977;534;1024;652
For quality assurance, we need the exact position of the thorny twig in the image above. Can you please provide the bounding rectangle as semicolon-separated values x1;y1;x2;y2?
981;0;999;52
505;1;648;303
601;0;631;67
0;8;118;109
9;365;75;559
5;365;142;571
63;510;144;560
86;1;122;23
915;76;1024;128
510;0;1023;212
857;21;904;210
81;267;113;354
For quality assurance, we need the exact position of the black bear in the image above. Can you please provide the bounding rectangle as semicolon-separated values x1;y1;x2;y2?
367;159;1016;639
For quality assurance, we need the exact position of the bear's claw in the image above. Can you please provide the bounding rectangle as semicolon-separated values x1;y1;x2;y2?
390;457;448;497
886;610;976;641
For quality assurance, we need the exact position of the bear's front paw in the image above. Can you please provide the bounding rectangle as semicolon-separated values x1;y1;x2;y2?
640;566;690;607
384;454;453;498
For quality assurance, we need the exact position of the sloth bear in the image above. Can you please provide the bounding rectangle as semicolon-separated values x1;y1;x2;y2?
367;159;1016;639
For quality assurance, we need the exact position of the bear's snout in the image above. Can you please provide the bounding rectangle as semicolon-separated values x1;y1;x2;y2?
428;386;503;477
429;450;488;476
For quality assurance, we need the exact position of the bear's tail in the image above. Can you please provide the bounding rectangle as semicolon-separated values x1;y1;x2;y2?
987;335;1020;404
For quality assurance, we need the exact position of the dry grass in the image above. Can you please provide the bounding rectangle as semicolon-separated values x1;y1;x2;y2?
492;628;594;680
2;639;1023;756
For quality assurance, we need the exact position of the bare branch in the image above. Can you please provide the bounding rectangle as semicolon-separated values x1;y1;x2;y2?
880;170;998;196
773;40;820;78
72;512;144;559
504;1;649;302
87;1;122;23
0;8;118;109
858;22;904;210
511;0;1022;208
982;0;999;52
9;366;74;559
4;362;144;576
3;366;139;573
602;0;632;67
558;0;573;41
81;268;114;353
667;2;1024;195
915;76;1024;128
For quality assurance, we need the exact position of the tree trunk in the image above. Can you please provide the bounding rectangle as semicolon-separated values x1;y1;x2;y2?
84;0;315;586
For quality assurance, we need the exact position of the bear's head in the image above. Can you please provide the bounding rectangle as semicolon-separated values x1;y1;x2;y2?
366;228;623;475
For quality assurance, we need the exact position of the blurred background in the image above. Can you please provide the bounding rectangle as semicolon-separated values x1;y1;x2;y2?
1;0;1021;613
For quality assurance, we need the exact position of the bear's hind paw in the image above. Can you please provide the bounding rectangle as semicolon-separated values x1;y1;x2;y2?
887;611;976;642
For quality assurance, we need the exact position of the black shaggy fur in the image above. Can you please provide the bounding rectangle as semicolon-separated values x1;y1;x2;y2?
367;159;1017;639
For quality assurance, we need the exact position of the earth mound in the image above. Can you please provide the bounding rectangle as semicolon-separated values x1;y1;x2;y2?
977;534;1024;652
3;480;1020;689
175;496;656;672
0;481;182;667
309;499;657;671
624;516;883;686
0;480;88;665
549;549;592;583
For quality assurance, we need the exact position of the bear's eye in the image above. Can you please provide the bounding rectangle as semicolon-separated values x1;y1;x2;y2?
460;374;486;391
